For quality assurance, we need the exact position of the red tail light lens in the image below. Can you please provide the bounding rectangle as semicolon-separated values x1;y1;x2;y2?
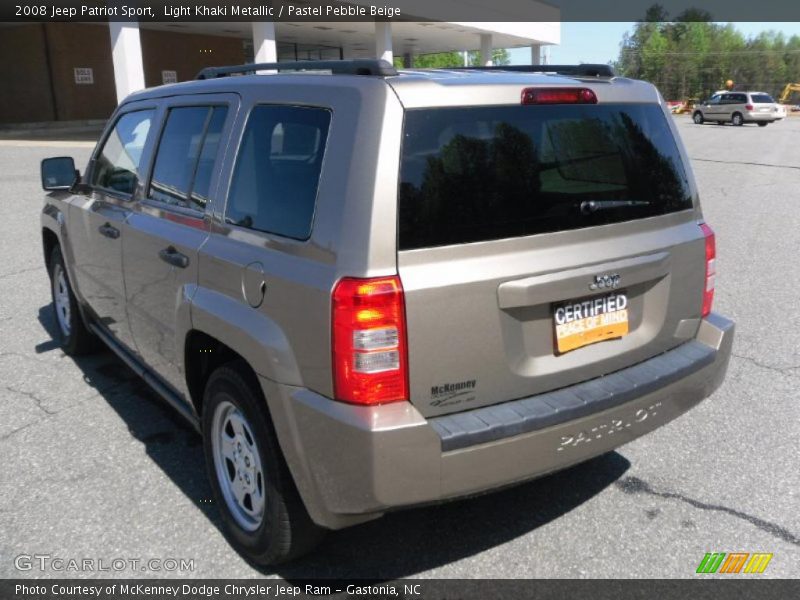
700;223;716;317
521;87;597;105
332;276;408;405
745;104;754;111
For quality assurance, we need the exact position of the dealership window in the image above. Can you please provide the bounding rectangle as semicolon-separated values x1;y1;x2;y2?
225;105;331;240
148;106;228;211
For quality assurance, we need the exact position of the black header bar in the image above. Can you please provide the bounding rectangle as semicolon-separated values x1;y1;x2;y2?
3;1;800;23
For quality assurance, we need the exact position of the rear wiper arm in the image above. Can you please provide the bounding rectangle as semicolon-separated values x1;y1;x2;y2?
580;200;651;215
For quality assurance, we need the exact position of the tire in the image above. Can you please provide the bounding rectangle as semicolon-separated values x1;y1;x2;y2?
757;122;768;127
48;245;96;355
202;361;325;564
693;112;704;124
732;113;744;126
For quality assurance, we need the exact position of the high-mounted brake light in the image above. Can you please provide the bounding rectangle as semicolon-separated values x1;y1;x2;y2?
521;87;597;105
700;223;716;318
332;276;408;405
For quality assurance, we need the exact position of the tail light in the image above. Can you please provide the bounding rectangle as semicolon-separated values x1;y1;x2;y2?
332;276;408;405
745;104;754;111
521;87;597;105
700;223;716;317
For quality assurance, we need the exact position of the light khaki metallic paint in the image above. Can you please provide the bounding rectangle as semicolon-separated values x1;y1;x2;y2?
41;69;734;530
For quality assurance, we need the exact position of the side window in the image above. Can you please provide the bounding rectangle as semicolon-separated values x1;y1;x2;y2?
91;110;155;196
225;105;331;240
148;106;228;211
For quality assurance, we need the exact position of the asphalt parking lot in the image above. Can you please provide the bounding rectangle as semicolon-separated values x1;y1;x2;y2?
0;116;798;580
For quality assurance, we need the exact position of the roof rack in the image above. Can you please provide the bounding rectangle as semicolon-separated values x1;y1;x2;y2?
196;59;398;80
448;64;615;78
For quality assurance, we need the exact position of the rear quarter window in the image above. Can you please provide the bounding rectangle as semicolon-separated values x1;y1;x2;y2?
399;103;692;250
225;105;331;240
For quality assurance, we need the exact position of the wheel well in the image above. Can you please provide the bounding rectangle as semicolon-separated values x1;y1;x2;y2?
184;331;258;417
42;228;58;267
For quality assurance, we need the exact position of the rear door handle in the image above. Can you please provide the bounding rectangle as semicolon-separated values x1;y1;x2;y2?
158;246;189;269
98;223;120;239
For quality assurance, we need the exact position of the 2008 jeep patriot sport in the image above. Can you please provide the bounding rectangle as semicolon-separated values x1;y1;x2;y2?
40;60;734;564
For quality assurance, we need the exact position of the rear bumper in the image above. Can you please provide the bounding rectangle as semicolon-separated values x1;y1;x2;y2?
744;111;777;122
263;313;734;530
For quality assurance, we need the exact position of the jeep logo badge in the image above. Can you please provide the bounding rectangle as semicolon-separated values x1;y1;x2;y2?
589;273;621;290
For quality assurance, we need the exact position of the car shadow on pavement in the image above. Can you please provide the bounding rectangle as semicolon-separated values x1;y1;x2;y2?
37;304;631;579
36;306;219;525
274;451;630;580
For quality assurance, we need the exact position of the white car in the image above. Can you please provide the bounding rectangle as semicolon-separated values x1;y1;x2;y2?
694;91;782;126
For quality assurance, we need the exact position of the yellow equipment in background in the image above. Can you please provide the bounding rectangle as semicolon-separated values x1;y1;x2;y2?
671;98;698;114
779;83;800;104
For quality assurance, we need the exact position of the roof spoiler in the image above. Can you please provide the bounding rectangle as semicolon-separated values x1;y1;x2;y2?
447;64;615;78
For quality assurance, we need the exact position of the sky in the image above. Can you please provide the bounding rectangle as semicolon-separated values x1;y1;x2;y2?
508;22;800;66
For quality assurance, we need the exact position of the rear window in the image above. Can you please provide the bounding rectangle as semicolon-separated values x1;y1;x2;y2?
399;103;692;250
751;94;774;104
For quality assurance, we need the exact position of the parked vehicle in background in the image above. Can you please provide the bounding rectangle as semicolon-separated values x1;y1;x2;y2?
668;98;698;114
693;91;782;126
39;60;734;565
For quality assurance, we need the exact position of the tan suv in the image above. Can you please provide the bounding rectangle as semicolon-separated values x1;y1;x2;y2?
39;60;734;564
693;91;781;126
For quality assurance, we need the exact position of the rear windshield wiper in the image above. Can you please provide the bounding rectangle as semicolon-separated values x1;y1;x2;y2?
580;200;651;215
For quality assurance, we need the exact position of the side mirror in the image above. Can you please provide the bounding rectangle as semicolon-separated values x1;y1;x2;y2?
41;157;79;191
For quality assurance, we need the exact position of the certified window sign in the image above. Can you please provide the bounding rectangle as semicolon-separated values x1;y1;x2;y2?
554;292;630;353
73;68;94;85
162;70;178;85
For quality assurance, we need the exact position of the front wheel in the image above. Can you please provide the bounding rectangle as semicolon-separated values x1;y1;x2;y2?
202;362;325;564
48;246;96;355
732;113;744;126
693;112;704;124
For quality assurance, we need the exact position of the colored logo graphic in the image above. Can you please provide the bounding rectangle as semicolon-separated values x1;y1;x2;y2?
696;552;773;574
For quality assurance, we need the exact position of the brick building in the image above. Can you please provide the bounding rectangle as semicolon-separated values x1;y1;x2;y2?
0;2;560;124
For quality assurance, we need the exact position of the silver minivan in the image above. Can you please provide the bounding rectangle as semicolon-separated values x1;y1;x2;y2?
693;91;781;126
40;61;734;564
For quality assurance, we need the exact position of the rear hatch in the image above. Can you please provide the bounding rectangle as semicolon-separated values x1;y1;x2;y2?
750;93;778;116
397;99;708;417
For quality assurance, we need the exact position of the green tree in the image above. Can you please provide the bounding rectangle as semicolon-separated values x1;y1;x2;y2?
394;48;511;69
397;51;462;68
616;5;800;100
